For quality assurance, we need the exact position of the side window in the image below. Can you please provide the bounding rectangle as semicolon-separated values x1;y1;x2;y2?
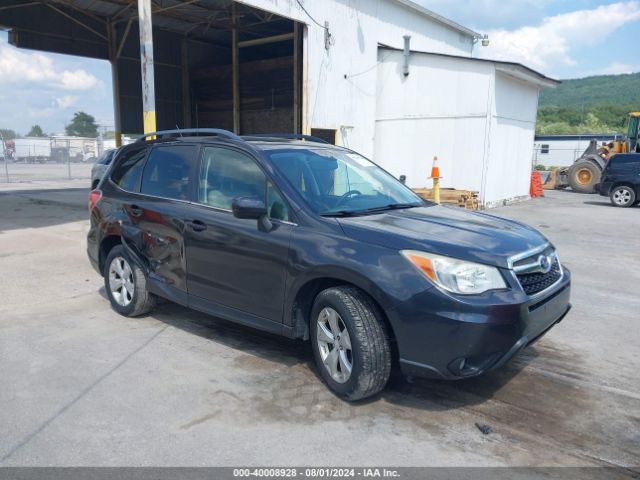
199;147;289;221
540;144;549;154
267;182;289;221
111;147;148;192
140;145;196;201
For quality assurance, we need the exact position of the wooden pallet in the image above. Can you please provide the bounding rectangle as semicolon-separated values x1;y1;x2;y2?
412;188;480;210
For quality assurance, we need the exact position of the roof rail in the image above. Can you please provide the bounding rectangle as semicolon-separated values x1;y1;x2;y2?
136;128;241;143
241;133;329;144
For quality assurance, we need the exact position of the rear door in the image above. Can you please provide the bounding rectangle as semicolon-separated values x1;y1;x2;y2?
184;145;293;329
121;143;199;303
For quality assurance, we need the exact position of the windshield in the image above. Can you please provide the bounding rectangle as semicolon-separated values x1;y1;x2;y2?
266;147;425;216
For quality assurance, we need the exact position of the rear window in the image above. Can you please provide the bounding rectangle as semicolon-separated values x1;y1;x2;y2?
97;149;116;165
140;145;196;201
110;147;148;192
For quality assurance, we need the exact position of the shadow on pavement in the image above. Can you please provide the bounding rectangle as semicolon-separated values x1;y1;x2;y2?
0;188;89;231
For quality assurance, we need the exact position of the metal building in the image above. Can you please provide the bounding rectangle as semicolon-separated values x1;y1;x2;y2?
0;0;558;207
533;134;621;168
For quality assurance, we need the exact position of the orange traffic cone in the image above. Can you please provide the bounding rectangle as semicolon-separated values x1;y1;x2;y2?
530;171;544;198
429;156;442;204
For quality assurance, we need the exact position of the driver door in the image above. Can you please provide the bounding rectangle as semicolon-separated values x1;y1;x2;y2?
184;146;294;328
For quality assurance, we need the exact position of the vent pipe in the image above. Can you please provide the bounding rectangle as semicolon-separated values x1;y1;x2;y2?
403;35;411;77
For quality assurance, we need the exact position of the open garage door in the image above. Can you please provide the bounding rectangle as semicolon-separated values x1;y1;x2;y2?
1;1;304;136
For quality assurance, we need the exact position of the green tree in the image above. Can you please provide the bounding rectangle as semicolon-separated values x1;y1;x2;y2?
27;125;45;137
65;111;98;138
0;128;17;140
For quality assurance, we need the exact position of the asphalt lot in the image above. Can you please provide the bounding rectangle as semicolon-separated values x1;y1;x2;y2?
0;185;638;470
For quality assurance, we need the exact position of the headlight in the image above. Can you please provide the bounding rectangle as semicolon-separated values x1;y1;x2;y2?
401;250;507;295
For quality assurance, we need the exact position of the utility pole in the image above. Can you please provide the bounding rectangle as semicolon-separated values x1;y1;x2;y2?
138;0;156;134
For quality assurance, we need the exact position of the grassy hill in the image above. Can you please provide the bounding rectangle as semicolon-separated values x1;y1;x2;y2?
536;72;640;134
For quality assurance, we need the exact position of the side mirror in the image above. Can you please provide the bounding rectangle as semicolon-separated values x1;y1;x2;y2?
232;197;268;219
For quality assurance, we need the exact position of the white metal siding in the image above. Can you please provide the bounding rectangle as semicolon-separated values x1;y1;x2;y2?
374;51;491;193
483;73;538;207
241;0;474;157
533;139;592;167
374;52;541;207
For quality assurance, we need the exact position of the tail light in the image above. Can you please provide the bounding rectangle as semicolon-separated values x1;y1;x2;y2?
88;189;102;211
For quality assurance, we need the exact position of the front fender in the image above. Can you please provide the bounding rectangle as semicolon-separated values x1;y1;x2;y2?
282;227;433;329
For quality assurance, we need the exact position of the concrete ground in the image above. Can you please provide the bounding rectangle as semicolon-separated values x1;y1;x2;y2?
0;186;638;470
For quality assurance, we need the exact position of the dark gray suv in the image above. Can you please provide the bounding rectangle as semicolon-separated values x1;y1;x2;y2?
88;129;571;400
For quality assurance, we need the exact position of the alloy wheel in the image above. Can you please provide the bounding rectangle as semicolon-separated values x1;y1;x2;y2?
316;307;353;383
613;188;632;206
108;256;134;307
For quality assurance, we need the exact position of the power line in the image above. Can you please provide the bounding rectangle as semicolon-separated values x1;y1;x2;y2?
295;0;326;30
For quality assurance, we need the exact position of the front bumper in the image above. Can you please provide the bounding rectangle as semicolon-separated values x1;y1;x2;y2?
387;267;572;380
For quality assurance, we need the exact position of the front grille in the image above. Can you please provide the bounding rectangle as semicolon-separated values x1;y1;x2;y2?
516;257;562;296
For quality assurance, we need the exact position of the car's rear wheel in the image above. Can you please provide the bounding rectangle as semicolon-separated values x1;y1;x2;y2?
310;286;391;401
104;245;155;316
609;185;636;208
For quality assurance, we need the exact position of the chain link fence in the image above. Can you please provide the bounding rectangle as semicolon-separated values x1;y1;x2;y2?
0;136;132;184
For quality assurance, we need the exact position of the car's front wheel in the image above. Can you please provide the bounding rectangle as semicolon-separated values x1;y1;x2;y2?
104;245;155;316
609;185;636;208
310;286;392;401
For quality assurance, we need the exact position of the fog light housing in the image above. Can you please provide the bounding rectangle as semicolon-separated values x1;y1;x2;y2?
448;352;501;377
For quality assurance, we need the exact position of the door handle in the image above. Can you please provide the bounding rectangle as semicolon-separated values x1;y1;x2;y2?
188;220;207;232
129;205;143;217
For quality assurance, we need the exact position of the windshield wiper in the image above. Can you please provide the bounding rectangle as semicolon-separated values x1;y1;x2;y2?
319;210;362;217
357;203;422;214
319;203;421;217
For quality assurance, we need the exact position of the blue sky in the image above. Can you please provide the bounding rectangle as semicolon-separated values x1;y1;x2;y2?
1;1;639;135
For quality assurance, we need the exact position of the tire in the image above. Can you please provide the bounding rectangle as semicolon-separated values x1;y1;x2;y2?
103;245;155;316
568;161;601;193
310;286;392;401
609;185;636;208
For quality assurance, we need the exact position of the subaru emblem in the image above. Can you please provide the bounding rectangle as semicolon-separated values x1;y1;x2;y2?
538;255;552;274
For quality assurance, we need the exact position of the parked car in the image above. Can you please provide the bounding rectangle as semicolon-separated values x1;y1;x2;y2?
595;153;640;207
87;129;572;401
91;148;117;189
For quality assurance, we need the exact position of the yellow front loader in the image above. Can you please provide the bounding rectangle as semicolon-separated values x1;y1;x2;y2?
555;112;640;193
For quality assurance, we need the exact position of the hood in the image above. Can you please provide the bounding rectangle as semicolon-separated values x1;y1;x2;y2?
337;205;549;268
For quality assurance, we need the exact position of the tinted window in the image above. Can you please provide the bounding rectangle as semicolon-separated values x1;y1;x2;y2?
199;147;289;221
97;149;116;165
111;147;148;192
140;145;196;201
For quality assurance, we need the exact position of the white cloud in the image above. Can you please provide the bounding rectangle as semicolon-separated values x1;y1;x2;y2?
60;70;99;90
27;107;56;119
418;0;552;30
479;1;640;73
55;95;78;109
595;61;639;75
0;40;100;91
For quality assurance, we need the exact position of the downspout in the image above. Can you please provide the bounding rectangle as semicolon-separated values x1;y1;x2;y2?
403;35;411;77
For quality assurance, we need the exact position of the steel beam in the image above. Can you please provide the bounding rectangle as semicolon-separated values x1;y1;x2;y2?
293;23;300;133
238;32;294;48
46;4;108;41
232;3;240;134
108;22;122;146
181;37;191;128
137;0;156;134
